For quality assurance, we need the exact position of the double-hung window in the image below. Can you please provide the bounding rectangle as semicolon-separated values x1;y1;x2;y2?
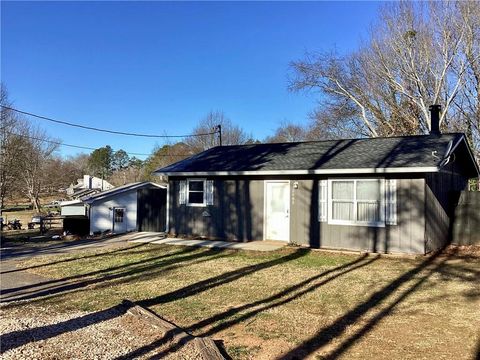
328;179;385;227
187;179;206;206
179;179;214;207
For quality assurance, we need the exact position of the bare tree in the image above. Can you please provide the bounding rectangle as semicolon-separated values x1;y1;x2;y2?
42;154;90;195
290;1;478;153
64;153;90;184
143;142;191;181
0;85;24;212
266;121;309;143
184;111;251;152
16;124;59;212
450;1;480;156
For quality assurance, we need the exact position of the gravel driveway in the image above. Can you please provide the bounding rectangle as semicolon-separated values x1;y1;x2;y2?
0;303;207;359
0;234;210;359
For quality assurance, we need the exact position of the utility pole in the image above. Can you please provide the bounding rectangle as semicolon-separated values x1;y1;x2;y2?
217;124;222;146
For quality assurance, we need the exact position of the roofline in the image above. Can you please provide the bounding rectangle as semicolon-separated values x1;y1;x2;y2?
83;182;166;204
60;200;84;206
156;166;440;177
448;134;480;176
188;132;465;149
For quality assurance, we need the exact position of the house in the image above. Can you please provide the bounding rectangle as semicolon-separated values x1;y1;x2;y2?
154;106;479;254
61;182;167;235
67;175;114;199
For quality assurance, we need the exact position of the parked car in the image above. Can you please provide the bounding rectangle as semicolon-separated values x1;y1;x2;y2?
31;215;45;224
28;215;46;230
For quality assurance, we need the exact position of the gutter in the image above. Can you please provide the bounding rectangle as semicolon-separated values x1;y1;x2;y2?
155;166;440;177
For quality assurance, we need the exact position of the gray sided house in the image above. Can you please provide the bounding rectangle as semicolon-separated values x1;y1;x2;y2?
155;129;479;254
82;182;167;235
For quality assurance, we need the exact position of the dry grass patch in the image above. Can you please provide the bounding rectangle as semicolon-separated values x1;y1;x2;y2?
3;244;479;360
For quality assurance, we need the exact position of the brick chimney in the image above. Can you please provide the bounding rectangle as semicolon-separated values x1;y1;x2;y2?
429;104;441;135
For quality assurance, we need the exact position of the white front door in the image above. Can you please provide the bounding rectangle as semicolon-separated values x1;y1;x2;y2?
265;181;290;242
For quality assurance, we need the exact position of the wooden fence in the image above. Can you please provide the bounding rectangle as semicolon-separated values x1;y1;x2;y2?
452;191;480;246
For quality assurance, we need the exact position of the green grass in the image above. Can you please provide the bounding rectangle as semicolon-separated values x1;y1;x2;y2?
7;244;480;360
227;345;261;359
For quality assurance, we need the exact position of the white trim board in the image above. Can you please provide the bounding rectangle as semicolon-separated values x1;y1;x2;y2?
157;167;440;177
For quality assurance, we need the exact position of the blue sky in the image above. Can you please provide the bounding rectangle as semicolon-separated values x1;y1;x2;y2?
2;1;381;159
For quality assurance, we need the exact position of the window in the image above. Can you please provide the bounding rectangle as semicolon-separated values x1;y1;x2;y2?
328;179;384;226
114;208;125;223
179;179;214;207
187;179;206;206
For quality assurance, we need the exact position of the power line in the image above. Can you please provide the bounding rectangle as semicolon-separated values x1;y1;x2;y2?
5;131;193;158
1;105;219;138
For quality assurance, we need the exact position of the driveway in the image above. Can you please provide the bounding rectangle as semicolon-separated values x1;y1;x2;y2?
0;232;284;303
0;235;137;303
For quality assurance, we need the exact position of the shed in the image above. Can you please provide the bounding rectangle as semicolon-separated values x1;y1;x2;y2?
83;182;167;235
60;199;87;216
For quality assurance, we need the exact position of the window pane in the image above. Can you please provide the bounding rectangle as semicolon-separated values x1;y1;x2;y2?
189;192;204;204
357;202;380;222
189;181;204;192
114;209;124;223
332;201;354;221
270;184;286;213
357;180;380;201
332;181;354;200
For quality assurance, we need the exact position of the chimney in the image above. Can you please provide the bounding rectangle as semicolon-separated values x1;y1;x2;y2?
429;104;441;135
83;175;92;189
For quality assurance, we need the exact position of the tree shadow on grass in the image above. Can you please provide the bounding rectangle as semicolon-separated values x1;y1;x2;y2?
118;247;476;360
475;336;480;360
1;246;195;299
1;246;226;304
0;241;150;275
0;247;310;353
3;246;474;359
277;249;453;359
117;253;379;360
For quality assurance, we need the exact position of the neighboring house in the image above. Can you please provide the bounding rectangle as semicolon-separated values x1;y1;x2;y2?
155;107;479;254
67;175;114;198
82;182;167;235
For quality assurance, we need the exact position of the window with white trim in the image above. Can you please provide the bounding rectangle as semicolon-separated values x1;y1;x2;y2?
328;179;385;227
187;179;206;206
179;179;214;207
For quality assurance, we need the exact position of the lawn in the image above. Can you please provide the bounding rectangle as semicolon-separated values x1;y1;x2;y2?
3;243;480;359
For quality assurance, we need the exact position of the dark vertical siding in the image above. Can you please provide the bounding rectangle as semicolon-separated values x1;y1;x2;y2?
137;188;167;232
168;178;264;241
168;174;467;254
425;158;469;252
290;178;426;254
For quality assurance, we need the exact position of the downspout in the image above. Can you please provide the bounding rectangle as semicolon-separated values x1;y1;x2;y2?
87;203;92;235
165;180;170;234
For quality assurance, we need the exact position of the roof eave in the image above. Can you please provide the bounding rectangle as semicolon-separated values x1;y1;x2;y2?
83;182;166;204
156;166;440;177
444;135;480;177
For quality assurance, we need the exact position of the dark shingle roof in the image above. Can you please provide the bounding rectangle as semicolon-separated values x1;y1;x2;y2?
155;133;477;175
82;182;165;204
